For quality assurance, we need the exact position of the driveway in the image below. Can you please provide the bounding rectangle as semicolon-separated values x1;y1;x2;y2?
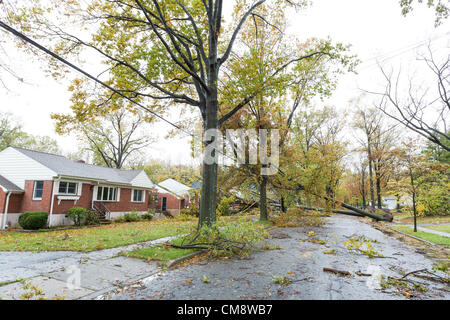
107;215;449;300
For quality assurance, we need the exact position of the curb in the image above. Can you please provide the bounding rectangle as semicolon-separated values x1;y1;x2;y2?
167;250;206;268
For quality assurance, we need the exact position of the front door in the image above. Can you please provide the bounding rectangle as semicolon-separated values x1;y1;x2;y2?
161;197;167;211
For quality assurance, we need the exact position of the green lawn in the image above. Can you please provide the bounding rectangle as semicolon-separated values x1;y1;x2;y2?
393;215;450;224
122;237;199;262
391;226;450;246
425;224;450;233
0;219;196;252
122;216;272;261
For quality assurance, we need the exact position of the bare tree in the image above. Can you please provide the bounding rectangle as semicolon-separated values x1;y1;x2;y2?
81;109;152;169
352;105;382;208
372;45;449;152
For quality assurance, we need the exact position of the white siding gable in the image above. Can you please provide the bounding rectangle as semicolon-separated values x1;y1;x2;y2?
130;171;154;189
0;147;57;189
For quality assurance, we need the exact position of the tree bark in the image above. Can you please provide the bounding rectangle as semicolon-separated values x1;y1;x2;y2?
375;169;382;209
259;175;268;221
367;139;376;207
280;196;287;213
198;90;219;228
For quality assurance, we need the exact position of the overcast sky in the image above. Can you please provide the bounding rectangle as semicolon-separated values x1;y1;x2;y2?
0;0;448;165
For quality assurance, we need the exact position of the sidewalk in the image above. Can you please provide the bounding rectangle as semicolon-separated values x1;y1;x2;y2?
0;235;177;300
394;224;450;238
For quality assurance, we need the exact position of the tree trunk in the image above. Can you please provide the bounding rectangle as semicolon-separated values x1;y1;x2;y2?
367;140;376;207
198;98;219;228
412;191;417;232
280;196;287;213
198;57;219;228
361;171;366;208
259;175;268;221
410;170;417;232
375;170;382;209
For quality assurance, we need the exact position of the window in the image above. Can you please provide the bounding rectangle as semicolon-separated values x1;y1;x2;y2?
96;186;118;201
132;189;144;202
33;181;44;200
58;181;78;195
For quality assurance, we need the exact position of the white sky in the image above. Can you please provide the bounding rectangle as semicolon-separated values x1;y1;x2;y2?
0;0;448;165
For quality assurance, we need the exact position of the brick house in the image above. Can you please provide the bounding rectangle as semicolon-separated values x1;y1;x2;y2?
150;178;191;216
0;146;154;228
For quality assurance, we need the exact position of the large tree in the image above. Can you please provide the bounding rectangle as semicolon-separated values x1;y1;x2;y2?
2;0;355;227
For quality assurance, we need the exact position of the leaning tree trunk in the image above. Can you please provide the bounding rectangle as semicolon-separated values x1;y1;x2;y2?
259;175;268;221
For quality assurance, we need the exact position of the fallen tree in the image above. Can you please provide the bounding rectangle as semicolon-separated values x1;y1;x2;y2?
299;203;392;222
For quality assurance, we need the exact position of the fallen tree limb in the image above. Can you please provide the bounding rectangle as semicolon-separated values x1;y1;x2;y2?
300;206;364;218
299;204;392;222
323;267;351;276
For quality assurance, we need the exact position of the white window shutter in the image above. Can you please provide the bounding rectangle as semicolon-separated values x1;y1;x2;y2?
117;188;120;202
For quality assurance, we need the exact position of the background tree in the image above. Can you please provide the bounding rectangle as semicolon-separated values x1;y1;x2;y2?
0;111;61;154
352;104;382;207
400;0;449;26
53;104;152;169
3;0;333;227
372;46;449;152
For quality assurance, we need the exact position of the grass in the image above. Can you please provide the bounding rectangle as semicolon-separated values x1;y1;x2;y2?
425;224;450;233
391;226;450;246
122;237;198;262
0;279;20;287
393;215;450;224
0;219;196;252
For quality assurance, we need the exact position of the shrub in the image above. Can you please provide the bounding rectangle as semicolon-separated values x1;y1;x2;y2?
141;213;153;220
181;204;199;217
216;195;236;216
85;210;101;225
113;216;126;223
18;211;48;230
65;207;90;226
271;207;324;227
123;212;141;222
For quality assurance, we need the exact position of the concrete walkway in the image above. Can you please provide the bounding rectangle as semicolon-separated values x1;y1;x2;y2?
394;224;450;238
0;235;178;299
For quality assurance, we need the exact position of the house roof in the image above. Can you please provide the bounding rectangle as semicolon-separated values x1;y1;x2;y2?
0;174;24;192
11;147;151;187
153;184;181;199
158;178;190;197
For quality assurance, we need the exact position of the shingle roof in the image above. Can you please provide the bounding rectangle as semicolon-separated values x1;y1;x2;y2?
12;147;145;186
158;178;190;196
0;175;24;192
